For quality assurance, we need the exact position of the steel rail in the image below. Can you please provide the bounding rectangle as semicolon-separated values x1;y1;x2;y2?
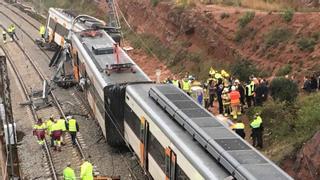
0;46;58;180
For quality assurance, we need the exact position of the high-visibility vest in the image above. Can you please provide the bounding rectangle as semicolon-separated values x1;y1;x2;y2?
182;80;190;92
246;81;255;96
51;122;61;132
234;122;245;129
172;80;179;87
57;119;67;131
68;119;77;132
215;73;222;79
45;120;53;135
63;167;76;180
80;161;93;180
250;116;262;128
34;123;46;130
39;25;45;35
229;90;240;104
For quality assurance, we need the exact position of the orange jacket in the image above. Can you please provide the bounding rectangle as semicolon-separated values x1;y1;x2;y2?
229;90;240;105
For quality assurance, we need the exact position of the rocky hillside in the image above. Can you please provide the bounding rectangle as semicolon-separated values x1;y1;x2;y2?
118;0;320;81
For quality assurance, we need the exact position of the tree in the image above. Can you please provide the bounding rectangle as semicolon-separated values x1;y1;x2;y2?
270;77;299;103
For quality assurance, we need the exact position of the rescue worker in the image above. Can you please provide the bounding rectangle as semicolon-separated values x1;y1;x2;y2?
232;119;245;139
203;83;209;109
208;80;215;108
234;79;245;112
63;162;76;180
222;87;231;117
245;79;255;107
51;119;62;151
191;80;203;105
39;25;46;39
7;24;18;41
2;29;6;44
57;116;67;146
229;86;241;119
182;76;191;95
45;116;55;147
66;116;79;146
171;76;180;88
250;113;263;148
80;158;93;180
216;78;224;114
33;118;46;145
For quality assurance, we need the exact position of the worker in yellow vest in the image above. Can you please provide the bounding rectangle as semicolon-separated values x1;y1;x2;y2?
66;116;79;146
80;158;93;180
232;119;245;139
45;116;55;147
63;162;76;180
33;118;46;145
39;25;46;38
51;119;62;151
57;116;67;146
171;76;180;88
7;24;18;41
182;77;191;95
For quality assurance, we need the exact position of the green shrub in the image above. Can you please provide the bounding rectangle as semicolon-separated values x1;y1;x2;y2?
234;27;256;42
231;59;269;82
297;37;317;51
238;11;255;28
222;0;241;6
220;12;230;19
276;64;292;76
264;27;291;48
270;77;298;103
282;9;294;22
150;0;159;7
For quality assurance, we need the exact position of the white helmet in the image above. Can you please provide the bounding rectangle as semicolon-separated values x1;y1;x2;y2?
231;86;236;91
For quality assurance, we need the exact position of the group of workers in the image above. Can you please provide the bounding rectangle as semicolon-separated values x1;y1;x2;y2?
33;115;79;151
164;67;266;148
63;158;94;180
33;116;94;179
2;24;18;43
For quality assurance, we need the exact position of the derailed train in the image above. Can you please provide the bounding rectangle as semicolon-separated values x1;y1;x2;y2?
46;8;293;180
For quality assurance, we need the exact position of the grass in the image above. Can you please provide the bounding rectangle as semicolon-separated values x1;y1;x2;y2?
238;11;255;28
150;0;160;7
234;27;256;42
264;27;292;48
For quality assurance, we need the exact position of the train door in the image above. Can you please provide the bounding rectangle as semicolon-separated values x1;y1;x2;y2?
165;147;177;180
139;117;149;171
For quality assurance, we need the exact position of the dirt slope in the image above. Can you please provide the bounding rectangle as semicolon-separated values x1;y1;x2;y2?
117;0;320;81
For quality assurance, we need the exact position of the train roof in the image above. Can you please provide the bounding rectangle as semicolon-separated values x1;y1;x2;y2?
127;83;293;180
126;84;231;179
72;30;150;87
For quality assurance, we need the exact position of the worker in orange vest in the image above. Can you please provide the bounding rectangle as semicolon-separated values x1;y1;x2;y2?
229;86;241;120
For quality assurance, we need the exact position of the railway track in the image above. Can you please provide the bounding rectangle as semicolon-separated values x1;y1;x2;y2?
1;38;86;179
0;1;52;60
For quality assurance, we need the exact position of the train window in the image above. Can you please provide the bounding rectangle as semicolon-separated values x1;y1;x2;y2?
124;104;140;137
176;165;190;180
165;147;177;180
148;133;166;172
48;18;56;30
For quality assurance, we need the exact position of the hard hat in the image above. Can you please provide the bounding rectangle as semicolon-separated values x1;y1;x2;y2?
235;79;240;84
231;86;236;91
224;73;230;78
66;115;72;119
215;73;222;79
223;87;229;93
209;67;216;75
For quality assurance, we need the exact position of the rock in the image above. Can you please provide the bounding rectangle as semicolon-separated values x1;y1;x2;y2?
291;131;320;179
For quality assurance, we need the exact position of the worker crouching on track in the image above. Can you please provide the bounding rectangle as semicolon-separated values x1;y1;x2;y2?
66;116;79;146
51;119;62;151
63;162;76;180
33;118;46;145
80;158;93;180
